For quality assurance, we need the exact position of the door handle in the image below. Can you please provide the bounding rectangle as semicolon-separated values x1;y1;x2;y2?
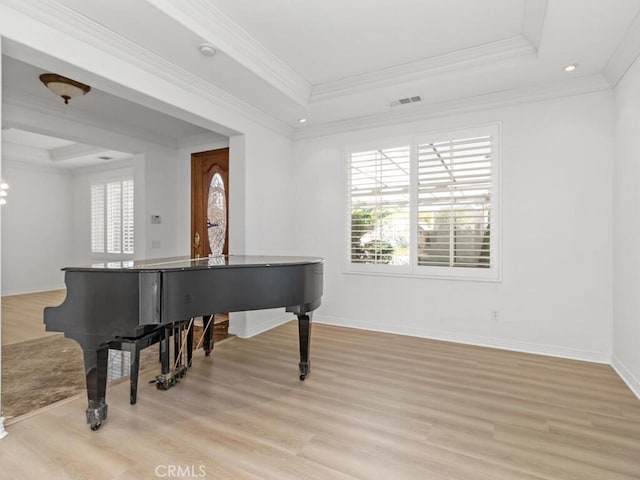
194;231;200;257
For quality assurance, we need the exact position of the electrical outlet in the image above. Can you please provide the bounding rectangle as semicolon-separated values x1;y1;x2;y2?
151;240;161;249
491;310;499;321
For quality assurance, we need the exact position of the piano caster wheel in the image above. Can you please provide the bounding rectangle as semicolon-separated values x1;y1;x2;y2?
299;374;306;381
205;350;211;357
90;423;101;431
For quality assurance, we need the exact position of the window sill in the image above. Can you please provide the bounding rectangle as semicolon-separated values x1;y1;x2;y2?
344;267;502;283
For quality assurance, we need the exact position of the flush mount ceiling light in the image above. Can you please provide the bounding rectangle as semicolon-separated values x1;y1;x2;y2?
298;118;307;124
564;64;578;72
39;73;91;104
198;43;217;57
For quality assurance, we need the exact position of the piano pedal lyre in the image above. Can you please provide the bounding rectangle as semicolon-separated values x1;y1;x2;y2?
155;318;194;391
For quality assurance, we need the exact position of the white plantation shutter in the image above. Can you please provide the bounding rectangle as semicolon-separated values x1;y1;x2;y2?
417;135;493;268
106;181;122;254
91;184;105;253
122;180;134;254
91;177;134;255
346;126;499;279
349;145;410;265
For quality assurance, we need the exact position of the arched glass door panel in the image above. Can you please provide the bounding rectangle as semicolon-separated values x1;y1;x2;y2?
207;172;226;256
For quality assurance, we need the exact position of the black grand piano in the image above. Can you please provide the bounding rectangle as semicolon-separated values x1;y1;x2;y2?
44;255;323;430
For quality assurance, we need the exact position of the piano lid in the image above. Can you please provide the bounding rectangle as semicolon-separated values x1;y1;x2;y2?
65;255;324;272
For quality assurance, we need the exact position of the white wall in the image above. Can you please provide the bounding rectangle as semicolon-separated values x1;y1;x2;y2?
143;145;180;259
612;55;640;396
0;161;73;294
292;91;614;362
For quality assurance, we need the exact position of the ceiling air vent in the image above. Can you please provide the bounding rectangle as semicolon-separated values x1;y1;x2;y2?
391;95;422;107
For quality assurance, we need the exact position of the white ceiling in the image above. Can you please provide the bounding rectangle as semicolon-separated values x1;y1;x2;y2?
2;0;640;157
209;0;528;85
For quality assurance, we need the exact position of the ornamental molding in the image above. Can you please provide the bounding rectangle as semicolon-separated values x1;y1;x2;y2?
294;74;611;140
311;37;537;103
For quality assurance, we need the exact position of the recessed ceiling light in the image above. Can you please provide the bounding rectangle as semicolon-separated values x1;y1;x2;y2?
564;64;577;72
298;118;307;124
198;43;216;57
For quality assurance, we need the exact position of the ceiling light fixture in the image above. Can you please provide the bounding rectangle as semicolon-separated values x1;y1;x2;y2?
198;43;217;57
298;118;307;124
39;73;91;104
564;64;577;72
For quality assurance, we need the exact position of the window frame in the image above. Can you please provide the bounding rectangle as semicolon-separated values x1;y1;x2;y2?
90;170;135;260
344;124;501;282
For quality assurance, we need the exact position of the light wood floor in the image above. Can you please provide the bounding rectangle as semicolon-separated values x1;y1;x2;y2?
1;290;66;345
1;317;640;479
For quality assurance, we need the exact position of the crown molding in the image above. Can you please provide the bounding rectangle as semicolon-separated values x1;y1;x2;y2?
146;0;312;108
604;8;640;87
49;143;110;163
2;157;74;175
295;74;611;140
0;0;293;138
2;141;52;164
311;36;537;103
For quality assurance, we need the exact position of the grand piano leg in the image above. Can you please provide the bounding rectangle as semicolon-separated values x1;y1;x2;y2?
187;324;194;367
80;339;110;430
202;315;214;356
297;313;312;380
160;325;171;375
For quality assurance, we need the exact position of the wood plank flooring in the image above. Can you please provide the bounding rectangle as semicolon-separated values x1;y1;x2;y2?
1;290;66;345
1;319;639;479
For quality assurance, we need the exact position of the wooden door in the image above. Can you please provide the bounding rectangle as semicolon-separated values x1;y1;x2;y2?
191;148;230;341
191;148;229;257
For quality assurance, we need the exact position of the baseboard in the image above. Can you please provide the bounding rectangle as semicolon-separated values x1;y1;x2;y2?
611;356;640;400
315;314;612;365
1;284;66;297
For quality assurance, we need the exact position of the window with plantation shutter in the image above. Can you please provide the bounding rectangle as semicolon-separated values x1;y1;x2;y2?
348;145;411;267
91;177;134;256
417;135;492;269
346;125;500;280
